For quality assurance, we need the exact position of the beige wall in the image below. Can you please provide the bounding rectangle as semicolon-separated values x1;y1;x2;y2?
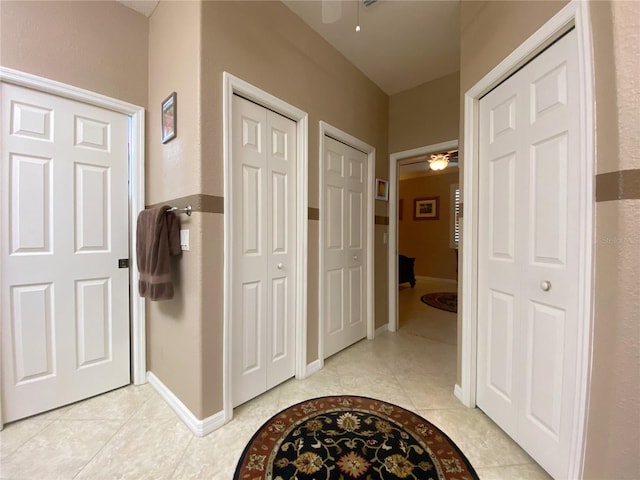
583;1;640;478
0;0;148;107
389;72;460;154
398;172;459;280
460;1;640;478
146;0;209;419
199;0;390;411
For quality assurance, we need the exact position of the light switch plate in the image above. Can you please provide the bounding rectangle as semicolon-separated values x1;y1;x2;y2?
180;229;190;251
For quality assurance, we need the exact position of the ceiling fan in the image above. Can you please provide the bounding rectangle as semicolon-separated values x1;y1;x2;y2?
399;150;459;172
322;0;379;24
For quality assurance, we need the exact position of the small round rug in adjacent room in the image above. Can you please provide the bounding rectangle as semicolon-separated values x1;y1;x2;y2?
421;292;457;313
234;395;478;480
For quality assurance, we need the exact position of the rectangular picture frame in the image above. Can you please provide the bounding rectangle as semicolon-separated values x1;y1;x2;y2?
161;91;177;144
375;178;389;201
414;196;439;220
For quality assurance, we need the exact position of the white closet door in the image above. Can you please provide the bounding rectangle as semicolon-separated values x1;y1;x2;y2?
323;136;367;359
1;83;130;422
231;95;296;407
477;29;580;480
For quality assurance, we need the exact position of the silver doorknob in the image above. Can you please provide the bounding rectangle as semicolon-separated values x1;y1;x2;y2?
353;255;358;261
277;263;283;269
540;280;552;292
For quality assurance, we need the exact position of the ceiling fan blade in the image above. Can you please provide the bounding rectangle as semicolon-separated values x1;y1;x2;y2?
321;0;342;24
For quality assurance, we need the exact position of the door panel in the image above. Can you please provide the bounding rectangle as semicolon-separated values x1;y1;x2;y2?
75;278;111;367
323;136;368;358
11;283;55;383
1;83;130;422
232;95;296;407
10;153;52;254
477;30;580;479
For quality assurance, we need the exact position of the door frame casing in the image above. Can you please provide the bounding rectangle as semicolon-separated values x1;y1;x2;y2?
387;139;458;333
318;122;375;367
222;72;308;423
0;67;146;429
458;1;594;477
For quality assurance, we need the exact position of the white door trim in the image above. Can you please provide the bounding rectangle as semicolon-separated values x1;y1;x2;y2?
318;122;375;368
387;140;458;333
222;72;308;423
458;2;594;477
0;67;146;428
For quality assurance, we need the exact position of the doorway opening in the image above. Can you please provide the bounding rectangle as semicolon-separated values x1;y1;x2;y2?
388;140;458;332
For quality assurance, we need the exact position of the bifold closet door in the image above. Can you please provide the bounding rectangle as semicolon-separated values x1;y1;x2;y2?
477;29;581;479
1;83;131;422
231;95;296;407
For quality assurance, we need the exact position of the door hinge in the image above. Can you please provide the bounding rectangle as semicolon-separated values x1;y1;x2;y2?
118;258;130;268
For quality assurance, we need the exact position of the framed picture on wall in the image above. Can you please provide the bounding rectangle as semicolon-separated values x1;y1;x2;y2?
161;92;177;144
414;197;439;220
375;178;389;201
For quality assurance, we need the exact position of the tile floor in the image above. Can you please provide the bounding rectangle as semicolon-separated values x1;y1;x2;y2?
0;277;551;479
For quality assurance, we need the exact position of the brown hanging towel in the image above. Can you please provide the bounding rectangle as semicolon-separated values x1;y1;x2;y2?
136;205;182;301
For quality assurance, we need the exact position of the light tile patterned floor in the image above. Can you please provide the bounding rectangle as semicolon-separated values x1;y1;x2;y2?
0;278;551;479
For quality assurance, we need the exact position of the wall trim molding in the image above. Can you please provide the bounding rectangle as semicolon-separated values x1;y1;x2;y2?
147;194;224;214
0;67;146;428
460;2;594;478
375;323;389;337
305;359;322;377
222;72;309;423
147;372;225;437
454;384;464;404
318;122;376;370
388;140;459;333
596;169;640;201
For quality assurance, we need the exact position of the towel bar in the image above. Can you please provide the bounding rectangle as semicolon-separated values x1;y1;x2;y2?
166;205;192;216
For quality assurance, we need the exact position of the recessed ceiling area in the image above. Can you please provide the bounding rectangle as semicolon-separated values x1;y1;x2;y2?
117;0;460;97
117;0;159;17
282;0;460;95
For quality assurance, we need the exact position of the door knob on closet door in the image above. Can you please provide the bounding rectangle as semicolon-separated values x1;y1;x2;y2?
540;280;552;292
353;255;358;261
277;263;283;270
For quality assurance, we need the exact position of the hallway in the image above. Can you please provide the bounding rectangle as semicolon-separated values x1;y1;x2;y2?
0;281;550;479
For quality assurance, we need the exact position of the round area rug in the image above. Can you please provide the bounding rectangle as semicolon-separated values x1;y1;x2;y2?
420;292;457;313
234;395;478;480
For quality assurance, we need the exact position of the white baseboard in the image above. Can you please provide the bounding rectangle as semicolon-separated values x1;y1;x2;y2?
454;384;464;404
415;275;458;284
375;323;389;337
147;372;226;437
305;359;322;377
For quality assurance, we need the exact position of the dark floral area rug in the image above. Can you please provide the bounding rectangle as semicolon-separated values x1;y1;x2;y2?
420;292;458;313
234;395;478;480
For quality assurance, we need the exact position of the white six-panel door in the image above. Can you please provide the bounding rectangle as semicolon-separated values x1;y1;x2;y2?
477;30;580;479
323;136;367;359
231;95;296;407
1;83;131;422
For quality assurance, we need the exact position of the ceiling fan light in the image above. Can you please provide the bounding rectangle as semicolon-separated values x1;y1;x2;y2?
429;153;449;171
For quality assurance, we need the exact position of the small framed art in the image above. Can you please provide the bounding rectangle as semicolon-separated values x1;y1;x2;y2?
375;178;389;201
161;92;177;144
414;196;439;220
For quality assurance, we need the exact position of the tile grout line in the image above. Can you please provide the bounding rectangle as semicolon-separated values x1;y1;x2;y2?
71;391;155;479
167;434;196;480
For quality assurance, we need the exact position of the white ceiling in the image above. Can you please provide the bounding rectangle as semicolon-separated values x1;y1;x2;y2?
118;0;460;96
282;0;460;95
118;0;159;18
